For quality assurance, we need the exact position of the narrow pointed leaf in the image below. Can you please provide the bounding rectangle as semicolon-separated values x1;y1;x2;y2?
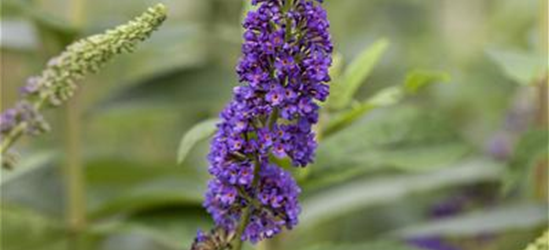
177;119;219;164
328;39;389;110
404;70;450;94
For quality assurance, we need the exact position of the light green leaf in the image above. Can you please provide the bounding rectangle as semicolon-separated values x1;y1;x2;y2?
323;69;449;137
322;86;403;137
367;86;405;106
304;143;470;191
329;52;345;82
300;158;503;228
486;48;544;85
177;118;219;164
503;129;549;195
303;241;421;250
404;70;450;94
0;204;72;250
0;150;58;185
392;203;548;238
522;230;549;250
328;39;389;110
351;143;470;172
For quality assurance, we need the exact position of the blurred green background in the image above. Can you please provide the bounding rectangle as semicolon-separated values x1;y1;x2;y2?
1;0;547;250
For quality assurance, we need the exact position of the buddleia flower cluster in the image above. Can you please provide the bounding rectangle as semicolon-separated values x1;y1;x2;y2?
199;0;332;246
0;4;167;168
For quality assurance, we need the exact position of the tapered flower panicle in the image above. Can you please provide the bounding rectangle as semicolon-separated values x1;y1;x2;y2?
0;4;167;169
201;0;332;245
21;4;167;106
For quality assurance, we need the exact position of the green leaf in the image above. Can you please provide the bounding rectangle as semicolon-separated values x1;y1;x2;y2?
328;39;389;110
350;143;471;172
404;70;450;94
3;0;76;35
86;158;206;219
88;208;211;250
322;69;450;137
392;203;548;238
300;158;503;229
0;204;67;250
486;48;544;85
522;230;548;250
315;107;466;186
303;241;421;250
503;129;549;195
329;52;345;82
0;150;58;185
177;118;219;164
322;86;403;136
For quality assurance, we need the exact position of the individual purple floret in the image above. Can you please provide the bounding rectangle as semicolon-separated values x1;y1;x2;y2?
0;109;18;134
201;0;332;245
0;101;50;139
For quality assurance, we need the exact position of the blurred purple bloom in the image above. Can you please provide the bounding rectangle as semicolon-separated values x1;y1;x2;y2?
407;236;461;250
485;132;513;161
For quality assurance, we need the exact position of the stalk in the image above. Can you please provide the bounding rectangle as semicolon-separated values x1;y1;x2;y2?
64;0;87;249
232;156;262;250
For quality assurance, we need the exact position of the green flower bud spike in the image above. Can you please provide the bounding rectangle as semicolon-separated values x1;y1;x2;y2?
0;4;168;169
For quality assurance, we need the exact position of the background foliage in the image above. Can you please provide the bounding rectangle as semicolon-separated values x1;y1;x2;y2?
1;0;547;250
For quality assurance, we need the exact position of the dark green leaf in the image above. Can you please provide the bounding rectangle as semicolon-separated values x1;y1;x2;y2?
86;159;206;219
0;204;67;250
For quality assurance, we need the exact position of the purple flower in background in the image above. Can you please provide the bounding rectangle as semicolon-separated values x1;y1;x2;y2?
202;0;332;245
485;132;513;161
407;236;461;250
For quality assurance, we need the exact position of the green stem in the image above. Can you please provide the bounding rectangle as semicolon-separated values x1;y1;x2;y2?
1;123;27;155
65;1;86;249
64;95;87;250
232;156;262;250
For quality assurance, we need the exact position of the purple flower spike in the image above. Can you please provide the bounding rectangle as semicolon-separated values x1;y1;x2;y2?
202;0;332;245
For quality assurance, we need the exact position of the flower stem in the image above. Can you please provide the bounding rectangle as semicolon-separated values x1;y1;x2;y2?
64;94;87;250
64;0;87;249
232;156;262;250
